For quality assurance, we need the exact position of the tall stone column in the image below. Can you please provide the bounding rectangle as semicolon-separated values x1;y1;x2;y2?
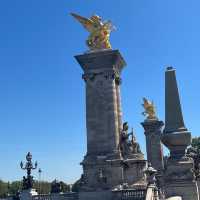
75;49;125;158
75;49;126;191
141;119;164;174
161;67;199;200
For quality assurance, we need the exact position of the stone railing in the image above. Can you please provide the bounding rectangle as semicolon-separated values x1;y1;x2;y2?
61;193;78;200
32;194;52;200
112;189;146;200
32;192;78;200
0;197;17;200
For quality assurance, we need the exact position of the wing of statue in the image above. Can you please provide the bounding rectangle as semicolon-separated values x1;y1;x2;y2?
71;13;94;33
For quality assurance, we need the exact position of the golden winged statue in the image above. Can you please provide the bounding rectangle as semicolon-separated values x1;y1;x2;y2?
142;97;157;120
71;13;114;51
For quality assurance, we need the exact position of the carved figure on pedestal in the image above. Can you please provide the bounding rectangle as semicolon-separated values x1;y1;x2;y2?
119;122;141;158
131;132;142;154
80;174;87;185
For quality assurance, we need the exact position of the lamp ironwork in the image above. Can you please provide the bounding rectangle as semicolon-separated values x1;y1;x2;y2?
20;152;37;190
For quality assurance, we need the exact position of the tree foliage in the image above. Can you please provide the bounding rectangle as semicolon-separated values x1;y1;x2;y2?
0;180;9;198
33;181;51;194
191;137;200;151
0;180;71;198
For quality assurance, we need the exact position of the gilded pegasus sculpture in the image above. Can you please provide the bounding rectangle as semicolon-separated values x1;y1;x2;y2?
71;13;115;51
142;97;157;120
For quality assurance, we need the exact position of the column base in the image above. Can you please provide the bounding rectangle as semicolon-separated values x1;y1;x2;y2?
122;158;147;186
164;157;199;200
80;155;124;191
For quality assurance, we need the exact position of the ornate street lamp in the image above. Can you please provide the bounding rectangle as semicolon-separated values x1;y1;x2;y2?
38;168;42;194
20;152;38;190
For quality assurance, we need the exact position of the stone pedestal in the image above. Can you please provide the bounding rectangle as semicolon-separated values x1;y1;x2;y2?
81;156;124;191
164;157;199;200
122;159;147;187
141;119;164;174
20;189;38;200
75;49;126;191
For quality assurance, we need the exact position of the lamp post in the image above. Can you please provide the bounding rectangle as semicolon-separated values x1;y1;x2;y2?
20;152;38;190
38;168;42;195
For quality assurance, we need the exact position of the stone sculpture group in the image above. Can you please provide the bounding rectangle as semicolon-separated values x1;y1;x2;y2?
17;13;200;200
71;13;199;200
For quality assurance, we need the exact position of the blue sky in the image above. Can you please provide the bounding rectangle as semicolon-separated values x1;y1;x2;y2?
0;0;200;183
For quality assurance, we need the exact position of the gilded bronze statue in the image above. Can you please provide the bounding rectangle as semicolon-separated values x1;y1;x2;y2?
142;97;157;120
71;13;115;51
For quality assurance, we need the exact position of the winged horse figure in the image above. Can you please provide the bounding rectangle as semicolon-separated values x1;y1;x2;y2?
71;13;115;51
142;97;157;120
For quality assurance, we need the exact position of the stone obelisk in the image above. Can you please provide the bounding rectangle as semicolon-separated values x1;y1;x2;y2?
162;67;199;200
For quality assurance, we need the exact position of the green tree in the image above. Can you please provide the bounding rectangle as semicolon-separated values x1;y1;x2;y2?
191;137;200;151
34;181;51;194
72;179;81;192
60;182;70;193
0;180;9;198
8;181;22;196
0;179;71;197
